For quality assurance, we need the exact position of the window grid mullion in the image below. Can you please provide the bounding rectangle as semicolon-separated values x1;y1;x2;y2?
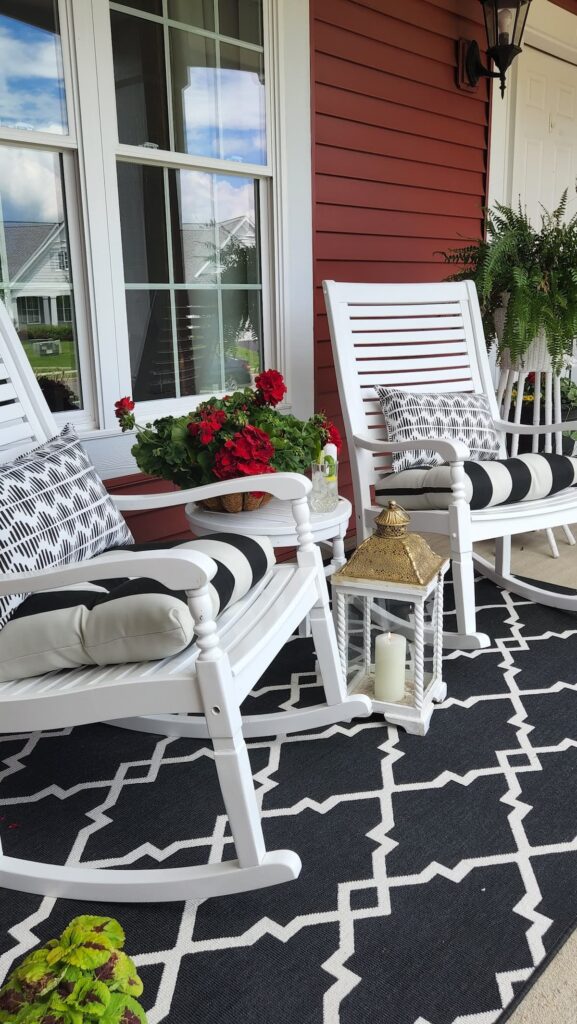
162;165;181;399
116;144;272;178
214;0;224;162
123;283;263;290
211;167;226;391
109;2;264;54
162;0;176;154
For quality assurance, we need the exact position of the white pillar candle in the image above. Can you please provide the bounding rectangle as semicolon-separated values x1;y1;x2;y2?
374;631;406;702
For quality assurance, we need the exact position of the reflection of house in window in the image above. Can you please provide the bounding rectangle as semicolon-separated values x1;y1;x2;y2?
1;222;72;329
52;247;69;273
56;294;72;323
16;296;42;324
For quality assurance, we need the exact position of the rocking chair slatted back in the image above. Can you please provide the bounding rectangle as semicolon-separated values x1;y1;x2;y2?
324;279;502;499
0;301;58;462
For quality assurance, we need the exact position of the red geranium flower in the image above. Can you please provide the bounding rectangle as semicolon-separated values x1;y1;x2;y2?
114;396;136;432
187;407;227;445
255;369;287;407
213;425;275;481
325;420;342;452
114;396;135;419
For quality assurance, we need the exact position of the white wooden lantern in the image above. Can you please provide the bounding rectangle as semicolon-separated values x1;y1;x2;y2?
331;502;449;736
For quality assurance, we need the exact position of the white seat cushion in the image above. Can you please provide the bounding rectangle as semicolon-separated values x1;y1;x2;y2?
0;534;275;682
375;453;577;511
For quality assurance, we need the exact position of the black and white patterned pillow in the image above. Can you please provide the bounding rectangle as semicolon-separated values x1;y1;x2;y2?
0;424;133;628
375;387;501;472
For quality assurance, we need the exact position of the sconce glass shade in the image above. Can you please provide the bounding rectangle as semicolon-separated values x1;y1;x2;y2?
481;0;532;90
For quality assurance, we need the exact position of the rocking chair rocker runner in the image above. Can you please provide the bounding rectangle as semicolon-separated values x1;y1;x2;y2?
0;299;371;902
324;279;577;651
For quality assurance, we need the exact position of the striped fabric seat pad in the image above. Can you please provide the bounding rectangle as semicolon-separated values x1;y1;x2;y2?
0;534;275;683
375;453;577;511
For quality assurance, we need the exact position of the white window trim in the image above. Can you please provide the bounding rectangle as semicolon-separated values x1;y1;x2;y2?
70;0;313;478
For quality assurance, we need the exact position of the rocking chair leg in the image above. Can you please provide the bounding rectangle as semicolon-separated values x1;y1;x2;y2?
495;536;511;576
451;548;479;643
210;733;266;867
193;647;301;891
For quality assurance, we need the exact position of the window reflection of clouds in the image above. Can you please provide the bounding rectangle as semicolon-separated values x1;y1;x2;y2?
0;14;67;134
0;147;63;223
180;65;266;164
178;171;255;225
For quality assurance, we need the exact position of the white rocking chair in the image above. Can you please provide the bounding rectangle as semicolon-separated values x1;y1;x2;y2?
0;300;370;903
324;279;577;651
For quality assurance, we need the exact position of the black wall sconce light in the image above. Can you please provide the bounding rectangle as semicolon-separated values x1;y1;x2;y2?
458;0;533;98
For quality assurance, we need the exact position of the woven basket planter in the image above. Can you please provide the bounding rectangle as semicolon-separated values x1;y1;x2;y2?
196;492;273;513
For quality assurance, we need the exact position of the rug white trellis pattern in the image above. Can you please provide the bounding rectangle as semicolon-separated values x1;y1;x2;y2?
1;576;577;1024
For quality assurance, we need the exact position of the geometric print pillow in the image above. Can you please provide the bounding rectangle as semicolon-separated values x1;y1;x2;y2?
0;423;133;629
375;386;501;473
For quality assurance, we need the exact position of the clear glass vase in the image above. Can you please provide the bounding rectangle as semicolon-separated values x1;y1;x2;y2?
309;461;339;514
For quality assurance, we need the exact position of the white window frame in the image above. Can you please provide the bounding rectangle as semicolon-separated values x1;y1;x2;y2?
0;0;314;476
0;2;98;432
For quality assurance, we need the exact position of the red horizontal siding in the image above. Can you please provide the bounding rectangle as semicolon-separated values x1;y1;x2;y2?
552;0;577;12
311;0;491;514
105;473;191;544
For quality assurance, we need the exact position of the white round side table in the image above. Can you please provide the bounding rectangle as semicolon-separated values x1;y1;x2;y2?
185;495;352;576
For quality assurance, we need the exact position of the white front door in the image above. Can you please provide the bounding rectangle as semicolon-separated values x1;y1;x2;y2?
511;44;577;224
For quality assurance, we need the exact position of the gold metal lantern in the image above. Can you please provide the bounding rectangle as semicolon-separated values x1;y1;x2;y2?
331;502;449;736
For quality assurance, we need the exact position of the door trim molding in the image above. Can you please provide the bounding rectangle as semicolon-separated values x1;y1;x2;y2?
488;1;577;209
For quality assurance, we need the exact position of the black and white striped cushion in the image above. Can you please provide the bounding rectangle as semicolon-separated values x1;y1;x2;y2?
0;424;134;629
375;453;577;511
0;535;275;682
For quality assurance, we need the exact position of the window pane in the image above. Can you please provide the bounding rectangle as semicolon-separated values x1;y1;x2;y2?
170;28;218;159
169;170;260;285
0;146;82;411
176;290;220;395
167;0;214;31
221;289;261;387
219;44;266;163
118;0;162;13
0;1;67;134
117;163;169;283
126;289;174;401
111;10;169;149
219;0;263;45
120;166;263;400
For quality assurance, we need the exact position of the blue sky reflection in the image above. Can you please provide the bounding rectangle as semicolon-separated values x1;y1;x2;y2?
0;13;67;134
181;66;266;164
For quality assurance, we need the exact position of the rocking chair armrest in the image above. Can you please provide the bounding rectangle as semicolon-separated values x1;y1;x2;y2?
352;433;470;463
0;548;218;598
110;472;312;512
494;418;577;435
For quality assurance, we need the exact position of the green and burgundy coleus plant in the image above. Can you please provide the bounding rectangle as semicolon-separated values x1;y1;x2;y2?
0;916;147;1024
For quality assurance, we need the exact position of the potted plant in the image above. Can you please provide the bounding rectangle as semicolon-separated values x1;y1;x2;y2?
115;369;342;512
0;915;147;1023
442;187;577;373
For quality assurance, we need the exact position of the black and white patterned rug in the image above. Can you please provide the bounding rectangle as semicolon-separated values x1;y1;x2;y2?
2;576;577;1024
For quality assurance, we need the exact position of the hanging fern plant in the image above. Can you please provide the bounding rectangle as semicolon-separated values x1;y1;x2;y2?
442;187;577;373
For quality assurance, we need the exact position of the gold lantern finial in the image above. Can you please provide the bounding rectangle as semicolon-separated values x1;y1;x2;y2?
334;501;444;588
